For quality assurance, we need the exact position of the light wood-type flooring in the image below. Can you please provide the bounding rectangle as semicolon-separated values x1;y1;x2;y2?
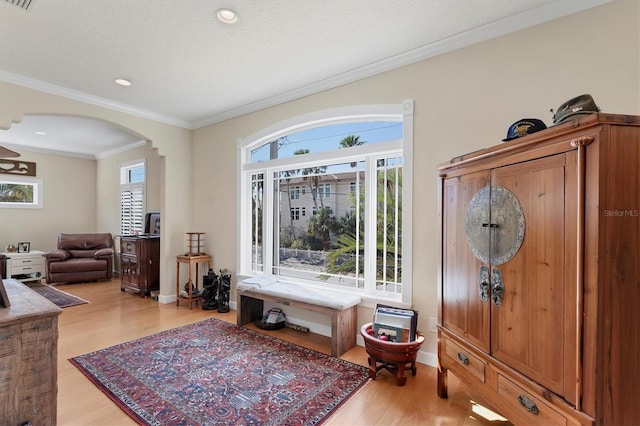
55;279;511;425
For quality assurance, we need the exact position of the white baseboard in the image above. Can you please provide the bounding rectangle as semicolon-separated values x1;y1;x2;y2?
158;294;176;304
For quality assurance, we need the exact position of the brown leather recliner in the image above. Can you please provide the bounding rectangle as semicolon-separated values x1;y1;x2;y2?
44;233;114;284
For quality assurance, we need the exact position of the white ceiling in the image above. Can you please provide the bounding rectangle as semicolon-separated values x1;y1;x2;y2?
0;0;610;158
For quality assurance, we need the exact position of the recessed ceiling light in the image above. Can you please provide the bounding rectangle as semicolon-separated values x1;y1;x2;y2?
216;8;238;24
35;131;47;136
115;78;132;87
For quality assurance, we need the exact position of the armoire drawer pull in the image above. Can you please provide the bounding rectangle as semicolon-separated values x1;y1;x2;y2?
457;352;469;365
518;394;539;415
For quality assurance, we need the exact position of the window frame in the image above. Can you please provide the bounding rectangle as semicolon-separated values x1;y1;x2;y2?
237;101;414;306
0;175;43;209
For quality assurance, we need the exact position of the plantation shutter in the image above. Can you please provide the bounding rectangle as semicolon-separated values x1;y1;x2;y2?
120;185;143;235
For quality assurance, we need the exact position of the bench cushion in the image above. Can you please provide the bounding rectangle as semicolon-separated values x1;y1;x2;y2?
238;279;361;311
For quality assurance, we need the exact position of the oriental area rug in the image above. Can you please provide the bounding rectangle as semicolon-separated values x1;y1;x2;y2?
70;317;370;425
28;282;89;308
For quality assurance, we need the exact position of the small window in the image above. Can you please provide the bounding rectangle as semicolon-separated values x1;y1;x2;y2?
317;183;331;199
290;207;302;221
120;160;145;235
0;176;43;209
290;186;302;200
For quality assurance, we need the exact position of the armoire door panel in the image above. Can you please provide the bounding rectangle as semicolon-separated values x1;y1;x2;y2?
442;171;491;352
490;154;576;398
594;126;640;423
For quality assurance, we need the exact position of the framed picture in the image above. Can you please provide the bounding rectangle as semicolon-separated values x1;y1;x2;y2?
18;241;30;253
0;281;10;308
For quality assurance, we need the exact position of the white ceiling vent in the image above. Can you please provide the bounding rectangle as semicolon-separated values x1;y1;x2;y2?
4;0;33;10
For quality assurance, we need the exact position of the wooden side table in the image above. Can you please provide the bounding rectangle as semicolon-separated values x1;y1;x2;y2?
175;253;212;309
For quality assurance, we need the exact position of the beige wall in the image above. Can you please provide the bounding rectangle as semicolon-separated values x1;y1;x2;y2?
192;1;640;356
0;150;97;252
0;141;163;253
0;1;637;358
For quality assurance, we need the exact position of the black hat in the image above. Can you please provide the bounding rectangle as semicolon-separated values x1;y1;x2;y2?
503;118;547;142
552;94;599;125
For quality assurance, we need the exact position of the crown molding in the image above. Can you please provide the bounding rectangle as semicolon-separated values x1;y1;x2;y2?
0;141;96;160
0;70;192;129
190;0;611;129
0;139;147;160
94;140;148;160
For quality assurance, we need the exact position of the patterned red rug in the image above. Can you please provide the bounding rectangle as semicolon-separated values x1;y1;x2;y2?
70;317;370;425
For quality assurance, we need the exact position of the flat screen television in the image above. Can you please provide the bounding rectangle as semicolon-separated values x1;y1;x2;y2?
144;212;160;235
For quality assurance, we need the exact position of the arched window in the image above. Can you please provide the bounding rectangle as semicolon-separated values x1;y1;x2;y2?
238;101;413;305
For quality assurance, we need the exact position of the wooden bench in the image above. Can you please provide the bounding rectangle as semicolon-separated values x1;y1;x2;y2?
236;282;360;357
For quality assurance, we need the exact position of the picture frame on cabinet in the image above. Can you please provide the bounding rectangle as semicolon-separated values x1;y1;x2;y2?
18;241;30;253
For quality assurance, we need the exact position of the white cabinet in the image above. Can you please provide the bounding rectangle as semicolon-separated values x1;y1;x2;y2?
1;250;46;283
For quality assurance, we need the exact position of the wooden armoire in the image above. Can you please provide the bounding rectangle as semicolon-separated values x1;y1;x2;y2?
437;113;639;426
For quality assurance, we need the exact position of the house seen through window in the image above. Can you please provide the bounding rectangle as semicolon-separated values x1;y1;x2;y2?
239;102;413;304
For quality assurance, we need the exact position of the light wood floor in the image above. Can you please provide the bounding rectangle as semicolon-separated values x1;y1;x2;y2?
54;279;510;425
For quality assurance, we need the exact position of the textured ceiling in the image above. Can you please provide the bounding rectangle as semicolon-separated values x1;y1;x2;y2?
0;0;611;158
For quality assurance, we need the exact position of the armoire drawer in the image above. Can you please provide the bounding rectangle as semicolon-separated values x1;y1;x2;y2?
443;336;486;383
10;257;43;274
497;374;567;426
11;263;41;275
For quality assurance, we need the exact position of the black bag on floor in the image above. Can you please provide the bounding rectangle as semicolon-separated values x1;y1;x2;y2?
217;269;231;313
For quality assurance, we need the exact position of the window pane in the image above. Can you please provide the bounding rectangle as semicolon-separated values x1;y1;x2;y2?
251;173;264;272
128;165;145;183
376;157;402;294
250;121;402;163
275;161;365;289
121;162;144;184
